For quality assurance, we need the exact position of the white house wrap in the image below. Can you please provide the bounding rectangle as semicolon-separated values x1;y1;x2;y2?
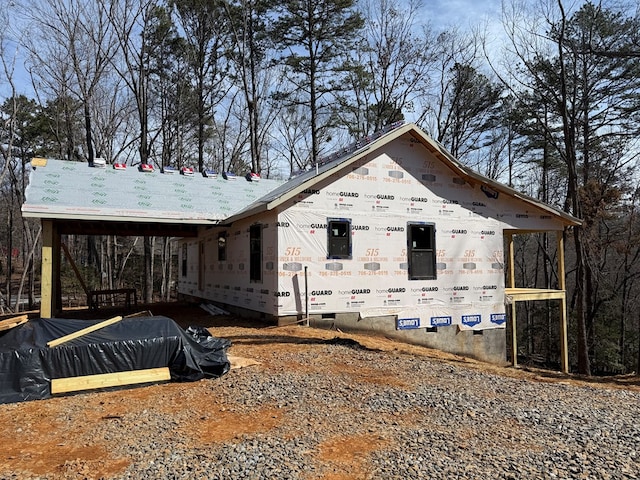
21;123;578;365
177;124;579;363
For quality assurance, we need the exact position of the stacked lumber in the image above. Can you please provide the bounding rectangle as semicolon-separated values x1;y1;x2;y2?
47;315;170;395
0;315;28;332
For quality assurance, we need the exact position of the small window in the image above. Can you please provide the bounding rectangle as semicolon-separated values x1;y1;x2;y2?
327;218;352;259
218;232;227;261
407;222;436;280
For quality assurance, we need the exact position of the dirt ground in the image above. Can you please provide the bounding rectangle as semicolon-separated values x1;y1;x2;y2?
0;302;639;479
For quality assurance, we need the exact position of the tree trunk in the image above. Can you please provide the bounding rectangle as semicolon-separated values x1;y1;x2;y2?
15;226;42;313
573;231;591;375
556;0;590;375
160;236;171;301
6;205;12;310
144;236;153;303
84;102;95;164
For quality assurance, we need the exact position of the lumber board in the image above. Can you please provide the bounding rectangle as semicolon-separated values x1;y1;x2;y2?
51;367;171;395
505;288;566;301
228;354;261;370
47;315;123;347
0;315;28;332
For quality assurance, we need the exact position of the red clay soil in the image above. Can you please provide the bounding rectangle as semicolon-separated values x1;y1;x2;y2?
0;302;638;479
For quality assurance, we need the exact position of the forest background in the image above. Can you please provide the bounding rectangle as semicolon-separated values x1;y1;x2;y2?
1;0;640;377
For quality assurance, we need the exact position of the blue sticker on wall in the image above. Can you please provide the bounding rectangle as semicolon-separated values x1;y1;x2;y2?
397;317;420;330
462;314;482;327
490;313;506;325
430;316;452;327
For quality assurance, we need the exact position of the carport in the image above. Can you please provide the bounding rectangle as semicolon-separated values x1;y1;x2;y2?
21;158;284;318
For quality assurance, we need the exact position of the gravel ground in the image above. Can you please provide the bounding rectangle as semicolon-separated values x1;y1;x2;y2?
0;310;639;479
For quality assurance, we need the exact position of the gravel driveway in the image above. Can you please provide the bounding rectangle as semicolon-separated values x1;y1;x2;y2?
0;306;638;479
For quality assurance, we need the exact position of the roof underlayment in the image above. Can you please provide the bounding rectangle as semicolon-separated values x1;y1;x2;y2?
21;123;581;228
226;123;581;227
21;159;285;225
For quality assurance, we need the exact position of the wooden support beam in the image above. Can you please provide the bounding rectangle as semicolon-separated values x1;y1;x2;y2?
47;316;123;347
557;232;569;373
511;300;518;369
507;232;515;289
505;288;566;301
51;367;171;394
504;230;570;373
40;220;55;318
507;231;518;368
61;242;89;297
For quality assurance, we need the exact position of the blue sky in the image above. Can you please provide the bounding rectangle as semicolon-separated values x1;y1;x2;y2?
426;0;502;29
0;0;506;101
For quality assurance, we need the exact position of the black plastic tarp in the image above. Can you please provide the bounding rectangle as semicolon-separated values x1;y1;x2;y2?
0;316;230;404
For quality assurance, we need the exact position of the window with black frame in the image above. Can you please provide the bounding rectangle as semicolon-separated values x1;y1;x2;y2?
327;218;352;259
407;222;436;280
218;232;227;261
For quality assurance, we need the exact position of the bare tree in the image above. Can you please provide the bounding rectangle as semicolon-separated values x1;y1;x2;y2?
272;103;312;177
210;88;251;174
358;0;433;135
223;0;277;174
106;0;160;167
23;0;120;165
415;27;503;167
499;0;640;374
0;5;19;312
106;0;165;303
170;0;230;172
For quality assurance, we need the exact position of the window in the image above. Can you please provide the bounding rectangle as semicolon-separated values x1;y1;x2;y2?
327;218;352;259
249;224;262;282
181;244;187;277
218;232;227;261
198;241;205;290
407;222;436;280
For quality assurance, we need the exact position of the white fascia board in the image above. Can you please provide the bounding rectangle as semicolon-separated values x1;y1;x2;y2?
21;210;221;225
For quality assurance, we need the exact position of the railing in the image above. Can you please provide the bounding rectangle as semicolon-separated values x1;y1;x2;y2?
88;288;137;310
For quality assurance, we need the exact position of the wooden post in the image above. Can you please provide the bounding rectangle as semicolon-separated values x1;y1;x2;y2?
511;300;518;368
507;232;518;367
507;232;515;289
40;220;56;318
557;231;569;373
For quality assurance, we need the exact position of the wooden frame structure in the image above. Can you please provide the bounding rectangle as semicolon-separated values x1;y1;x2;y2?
38;218;199;318
505;230;569;373
41;220;60;318
46;315;171;395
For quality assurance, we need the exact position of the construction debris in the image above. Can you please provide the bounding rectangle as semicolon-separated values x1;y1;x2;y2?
0;315;28;332
200;303;230;316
